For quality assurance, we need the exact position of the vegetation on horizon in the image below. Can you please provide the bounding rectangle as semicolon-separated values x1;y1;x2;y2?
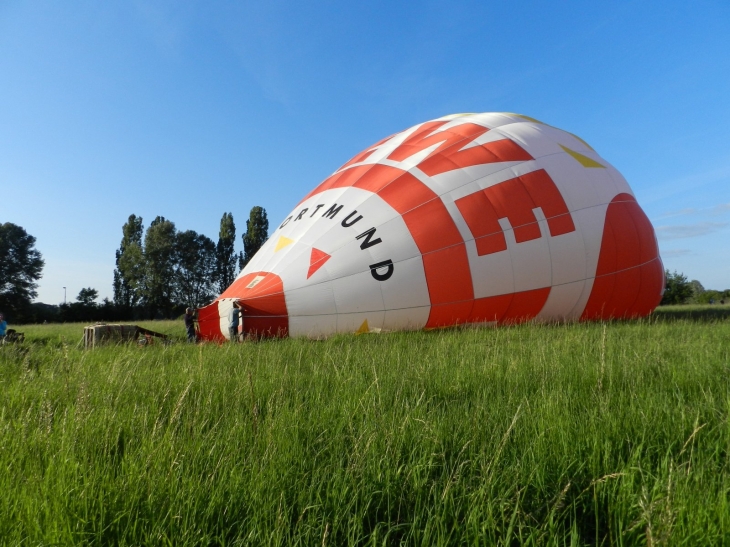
2;312;729;545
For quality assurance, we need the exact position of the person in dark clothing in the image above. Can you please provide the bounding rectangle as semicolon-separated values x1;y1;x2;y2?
228;301;241;342
184;308;196;343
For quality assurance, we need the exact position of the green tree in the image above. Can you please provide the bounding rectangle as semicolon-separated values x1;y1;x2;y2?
143;216;177;318
660;270;693;305
239;206;269;270
215;212;237;294
113;214;145;310
0;222;45;318
175;230;217;308
76;287;99;306
689;279;705;302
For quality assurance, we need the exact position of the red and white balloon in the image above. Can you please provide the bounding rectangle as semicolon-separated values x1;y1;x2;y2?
199;112;664;340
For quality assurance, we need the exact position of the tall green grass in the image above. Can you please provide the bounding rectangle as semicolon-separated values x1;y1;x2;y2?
1;315;729;545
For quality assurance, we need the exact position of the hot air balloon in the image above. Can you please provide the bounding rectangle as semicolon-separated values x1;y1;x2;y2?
198;112;664;340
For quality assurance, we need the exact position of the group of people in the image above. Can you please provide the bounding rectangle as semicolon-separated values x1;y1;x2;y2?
183;301;244;343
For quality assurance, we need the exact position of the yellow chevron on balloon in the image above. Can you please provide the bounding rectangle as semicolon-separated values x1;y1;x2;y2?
355;319;369;335
509;113;544;124
274;236;294;252
560;145;604;168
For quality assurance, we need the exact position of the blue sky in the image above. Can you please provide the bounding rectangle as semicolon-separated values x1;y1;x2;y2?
1;0;728;304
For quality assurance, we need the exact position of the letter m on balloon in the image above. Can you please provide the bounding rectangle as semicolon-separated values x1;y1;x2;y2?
455;169;576;256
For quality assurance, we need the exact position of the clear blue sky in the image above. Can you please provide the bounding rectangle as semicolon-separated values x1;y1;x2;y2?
2;1;728;304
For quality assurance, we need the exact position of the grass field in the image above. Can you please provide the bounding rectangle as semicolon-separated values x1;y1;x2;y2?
1;307;729;545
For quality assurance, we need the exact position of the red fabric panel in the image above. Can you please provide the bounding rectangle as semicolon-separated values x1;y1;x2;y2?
468;293;514;323
630;259;664;317
376;169;438;212
581;274;617;320
610;197;642;272
500;287;551;324
547;213;576;237
609;267;642;318
428;301;475;328
581;193;662;320
519;170;575;236
455;191;507;256
197;301;225;342
595;218;618;277
420;139;534;177
219;272;289;338
513;222;543;244
421;245;474;307
401;200;465;254
486;177;538;240
630;200;660;264
387;121;489;162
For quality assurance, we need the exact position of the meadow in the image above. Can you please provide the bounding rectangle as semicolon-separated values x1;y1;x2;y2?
1;307;729;545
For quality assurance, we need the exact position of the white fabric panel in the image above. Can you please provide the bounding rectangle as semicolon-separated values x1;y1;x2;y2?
572;205;608;280
289;314;339;339
605;166;634;198
320;213;420;281
379;256;430;309
465;234;516;299
332;270;386;314
535;280;586;322
588;167;621;208
217;298;236;338
568;276;596;319
544;216;587;285
285;282;337;317
536;153;601;214
501;218;552;293
494;124;561;160
383;306;430;331
466;112;526;129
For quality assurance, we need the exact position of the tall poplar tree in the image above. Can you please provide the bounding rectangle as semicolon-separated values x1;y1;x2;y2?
239;206;269;270
113;214;144;311
215;212;237;294
143;216;177;318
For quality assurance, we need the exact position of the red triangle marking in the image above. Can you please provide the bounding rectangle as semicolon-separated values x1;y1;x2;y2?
307;248;331;279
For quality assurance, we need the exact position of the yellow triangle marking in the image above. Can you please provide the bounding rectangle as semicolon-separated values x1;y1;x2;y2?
566;132;595;151
274;236;294;252
355;319;369;335
504;112;544;124
559;144;605;168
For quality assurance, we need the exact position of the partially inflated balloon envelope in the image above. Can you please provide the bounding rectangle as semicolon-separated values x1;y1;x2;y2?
198;113;664;340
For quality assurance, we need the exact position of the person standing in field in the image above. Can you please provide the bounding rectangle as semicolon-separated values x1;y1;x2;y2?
228;300;241;342
0;313;7;341
184;308;196;343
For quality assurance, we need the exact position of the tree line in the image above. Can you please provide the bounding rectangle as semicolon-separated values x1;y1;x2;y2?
0;207;268;323
660;270;729;305
111;207;269;320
